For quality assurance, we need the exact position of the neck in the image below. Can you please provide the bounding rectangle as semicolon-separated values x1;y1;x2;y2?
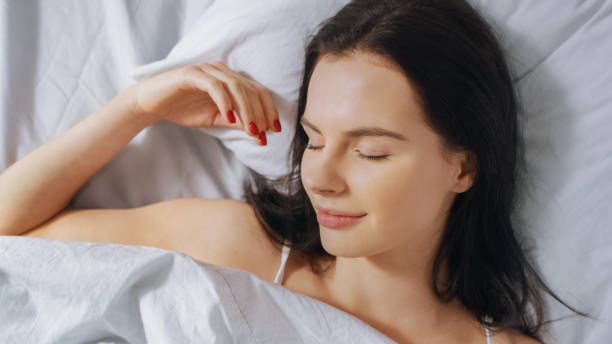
320;245;484;342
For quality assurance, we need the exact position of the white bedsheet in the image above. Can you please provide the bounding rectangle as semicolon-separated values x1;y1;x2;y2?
0;237;393;343
0;0;611;343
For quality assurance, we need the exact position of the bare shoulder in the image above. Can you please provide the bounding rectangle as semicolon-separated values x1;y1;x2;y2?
146;198;285;282
491;328;542;344
23;197;285;283
511;333;541;344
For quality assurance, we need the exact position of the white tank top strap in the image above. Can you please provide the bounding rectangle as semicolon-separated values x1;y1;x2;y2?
484;315;493;344
273;239;291;285
272;244;494;343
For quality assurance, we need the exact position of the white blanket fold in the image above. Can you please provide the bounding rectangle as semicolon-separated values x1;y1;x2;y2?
0;237;394;343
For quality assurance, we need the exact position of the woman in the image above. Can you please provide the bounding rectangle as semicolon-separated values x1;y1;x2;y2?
0;0;585;342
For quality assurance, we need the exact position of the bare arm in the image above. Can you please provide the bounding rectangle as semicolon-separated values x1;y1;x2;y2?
0;87;154;235
0;61;279;236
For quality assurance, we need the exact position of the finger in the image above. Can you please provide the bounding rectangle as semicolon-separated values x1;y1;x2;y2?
246;85;268;133
182;66;234;126
209;61;239;77
210;60;229;70
198;64;259;138
214;80;243;129
245;87;269;145
232;83;259;138
216;81;247;130
209;63;274;139
257;86;281;132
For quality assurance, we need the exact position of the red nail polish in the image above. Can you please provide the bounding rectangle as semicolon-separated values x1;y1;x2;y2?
273;119;282;132
249;122;259;135
227;110;236;123
258;132;267;145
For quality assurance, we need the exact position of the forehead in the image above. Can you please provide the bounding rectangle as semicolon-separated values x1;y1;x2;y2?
305;53;425;127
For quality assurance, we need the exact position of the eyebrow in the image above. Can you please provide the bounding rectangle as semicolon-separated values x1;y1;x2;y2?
300;117;408;141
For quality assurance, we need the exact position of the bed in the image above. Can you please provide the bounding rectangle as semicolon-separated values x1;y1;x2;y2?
0;0;611;342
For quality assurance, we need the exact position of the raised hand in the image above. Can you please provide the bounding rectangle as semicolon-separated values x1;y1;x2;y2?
132;61;281;145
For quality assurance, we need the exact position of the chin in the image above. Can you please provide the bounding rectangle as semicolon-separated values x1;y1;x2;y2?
319;228;365;258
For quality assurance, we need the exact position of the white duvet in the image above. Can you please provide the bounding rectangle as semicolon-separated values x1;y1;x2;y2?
0;237;393;343
0;0;611;343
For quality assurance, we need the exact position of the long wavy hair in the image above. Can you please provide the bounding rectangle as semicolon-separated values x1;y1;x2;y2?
242;0;588;341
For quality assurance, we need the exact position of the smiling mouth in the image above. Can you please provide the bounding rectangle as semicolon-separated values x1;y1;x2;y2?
313;205;367;217
315;210;367;229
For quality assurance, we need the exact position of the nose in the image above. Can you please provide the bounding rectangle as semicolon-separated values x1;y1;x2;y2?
301;149;347;197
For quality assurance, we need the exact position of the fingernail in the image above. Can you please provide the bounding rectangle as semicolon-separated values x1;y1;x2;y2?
227;110;236;123
273;119;282;132
249;122;259;135
258;132;267;145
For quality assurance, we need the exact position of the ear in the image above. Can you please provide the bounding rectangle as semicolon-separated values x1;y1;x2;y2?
450;151;477;193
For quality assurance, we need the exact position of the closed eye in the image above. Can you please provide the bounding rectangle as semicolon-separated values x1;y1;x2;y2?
358;152;390;161
305;144;390;162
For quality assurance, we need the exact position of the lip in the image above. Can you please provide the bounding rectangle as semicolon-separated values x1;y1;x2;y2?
314;206;367;229
314;206;367;217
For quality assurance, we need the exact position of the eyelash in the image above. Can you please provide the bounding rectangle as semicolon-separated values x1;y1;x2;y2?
305;144;390;161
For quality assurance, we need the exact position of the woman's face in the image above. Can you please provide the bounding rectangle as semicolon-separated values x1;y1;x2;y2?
300;52;474;259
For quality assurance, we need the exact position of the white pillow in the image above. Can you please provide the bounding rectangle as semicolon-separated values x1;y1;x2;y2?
1;0;610;341
471;1;612;342
141;2;612;341
0;0;222;209
131;0;351;180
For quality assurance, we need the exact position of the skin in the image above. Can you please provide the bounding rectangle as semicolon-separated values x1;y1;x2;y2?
298;52;487;342
1;50;538;343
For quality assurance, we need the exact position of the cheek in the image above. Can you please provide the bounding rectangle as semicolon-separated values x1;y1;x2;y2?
361;155;451;233
300;152;312;186
300;152;318;200
347;162;405;228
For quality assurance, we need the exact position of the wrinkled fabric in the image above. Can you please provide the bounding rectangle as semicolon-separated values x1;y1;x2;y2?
0;1;611;342
131;0;351;181
0;237;394;343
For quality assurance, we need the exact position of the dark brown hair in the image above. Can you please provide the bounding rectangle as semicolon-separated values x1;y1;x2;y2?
242;0;589;341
